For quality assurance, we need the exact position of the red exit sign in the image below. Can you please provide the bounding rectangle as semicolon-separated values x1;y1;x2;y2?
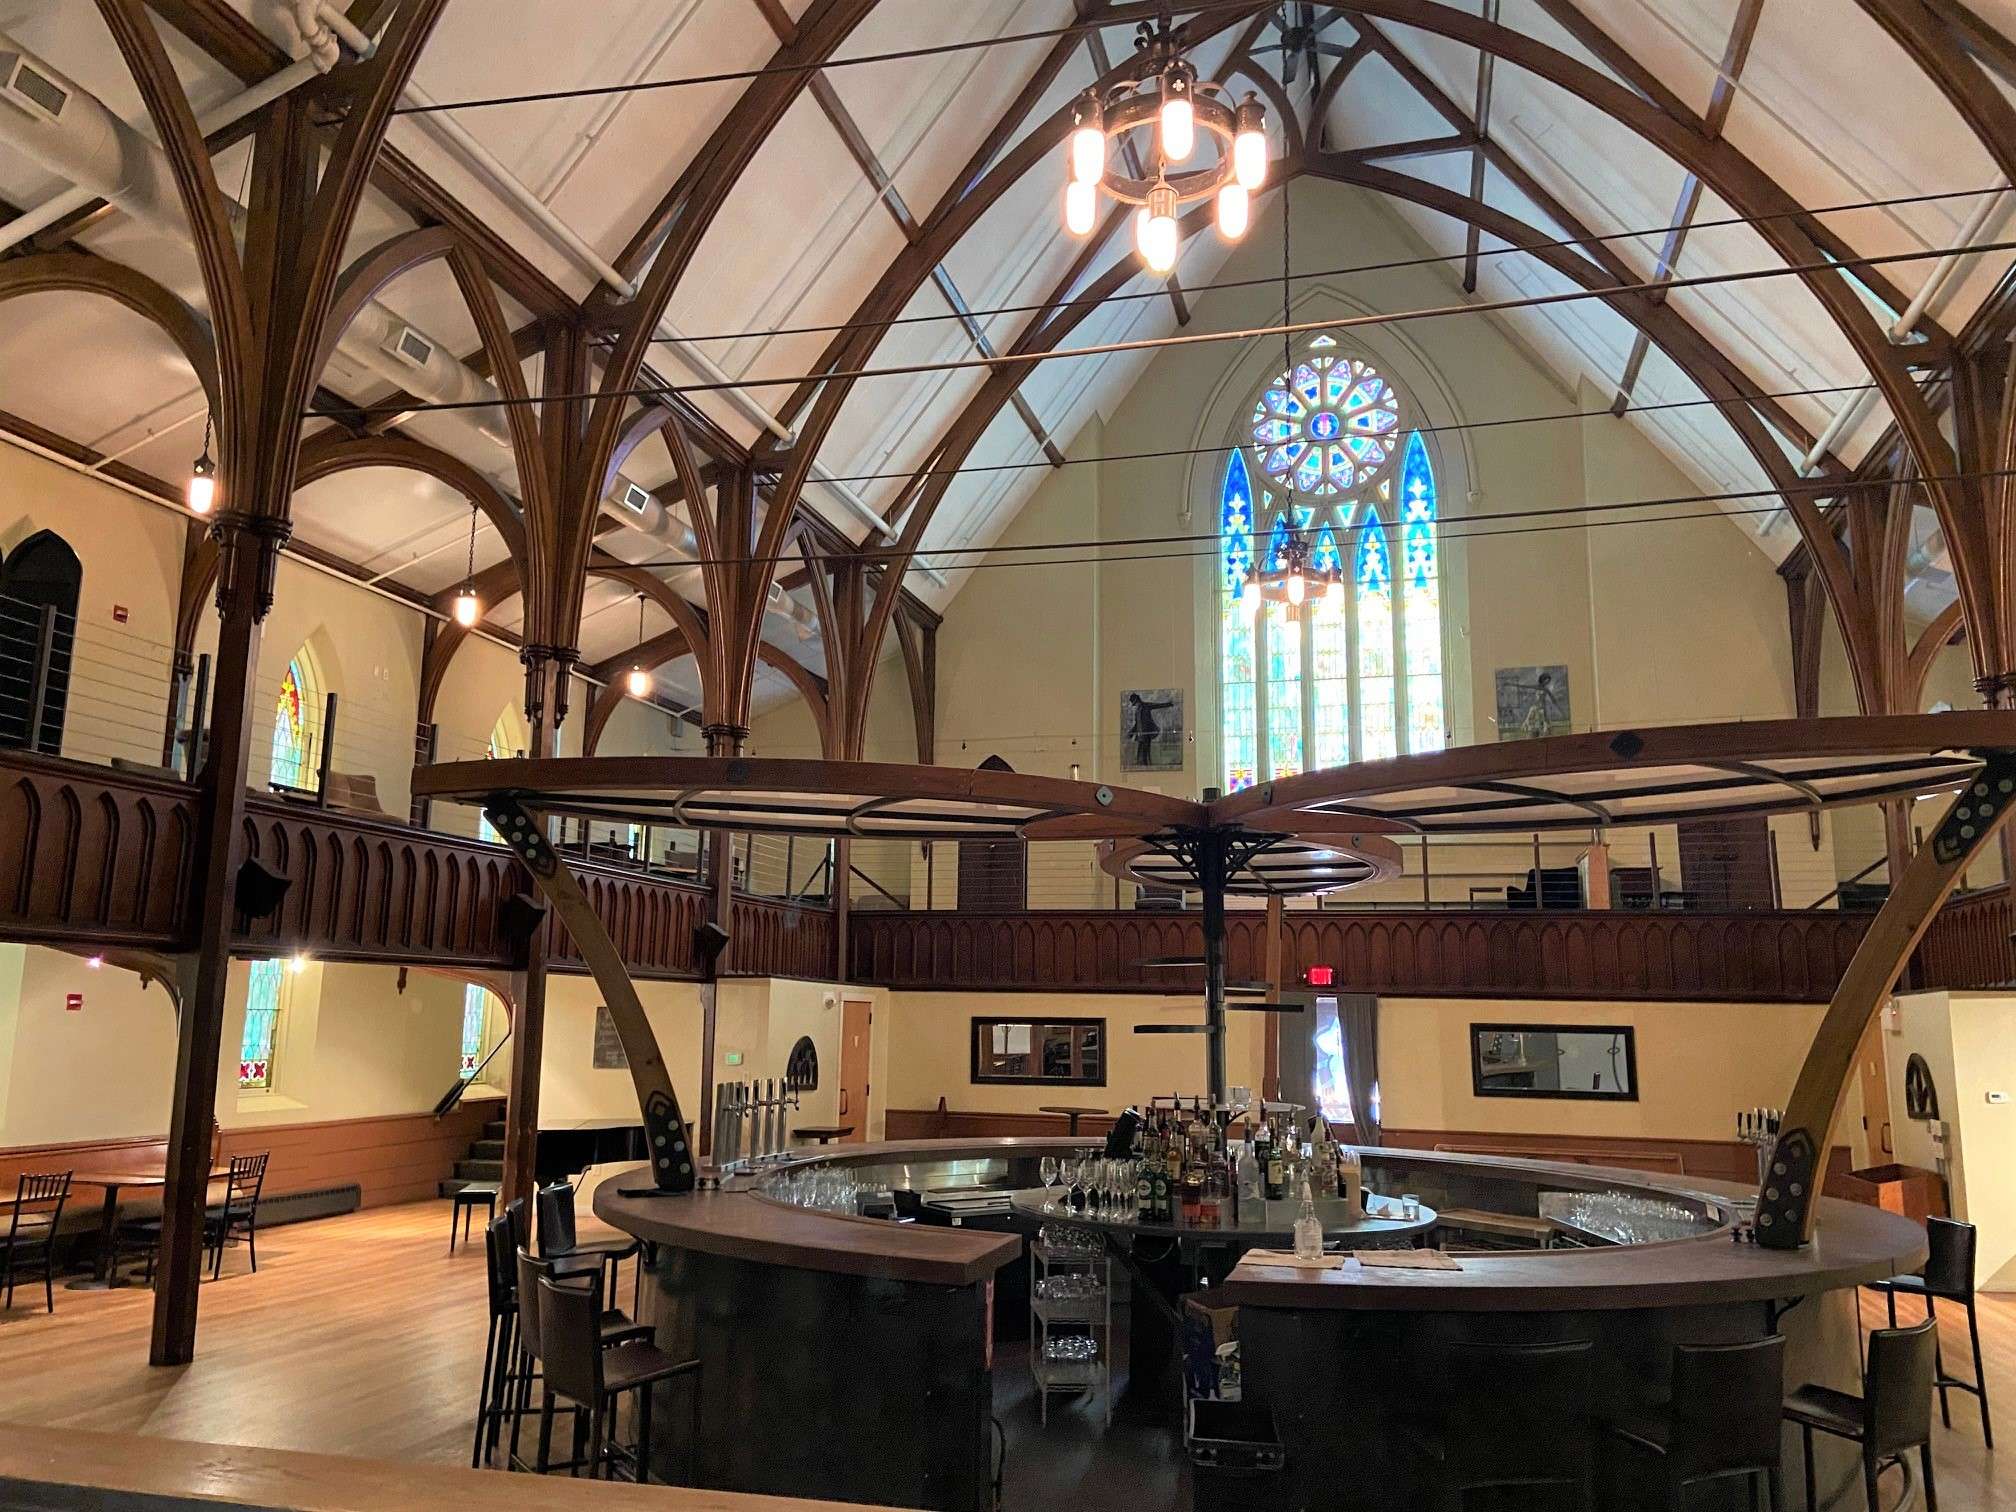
1304;964;1335;987
64;993;82;1012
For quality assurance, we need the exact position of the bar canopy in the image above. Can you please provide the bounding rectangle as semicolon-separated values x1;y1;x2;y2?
1098;833;1404;895
415;714;2016;849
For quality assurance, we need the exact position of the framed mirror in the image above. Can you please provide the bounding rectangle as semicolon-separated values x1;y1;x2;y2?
1470;1023;1637;1101
971;1017;1105;1086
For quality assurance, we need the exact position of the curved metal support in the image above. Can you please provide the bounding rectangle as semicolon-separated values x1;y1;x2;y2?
482;795;696;1192
1758;749;2016;1246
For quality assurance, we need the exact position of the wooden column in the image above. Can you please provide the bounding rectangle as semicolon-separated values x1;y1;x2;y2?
499;662;555;1211
1262;894;1285;1102
150;517;276;1366
696;723;744;1159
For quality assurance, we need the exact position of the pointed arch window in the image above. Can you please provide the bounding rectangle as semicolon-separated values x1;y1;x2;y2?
270;650;322;792
460;983;494;1079
239;958;284;1090
1218;339;1444;789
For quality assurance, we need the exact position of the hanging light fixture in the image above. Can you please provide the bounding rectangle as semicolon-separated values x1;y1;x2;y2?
1061;14;1265;268
187;414;217;515
1240;179;1343;621
624;593;652;699
451;499;481;628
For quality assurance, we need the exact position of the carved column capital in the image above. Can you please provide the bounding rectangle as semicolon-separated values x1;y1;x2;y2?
207;511;292;622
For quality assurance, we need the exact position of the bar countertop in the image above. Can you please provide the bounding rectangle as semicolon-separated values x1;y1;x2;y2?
1219;1168;1926;1313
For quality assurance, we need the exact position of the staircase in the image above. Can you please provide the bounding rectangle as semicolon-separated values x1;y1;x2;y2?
439;1115;506;1197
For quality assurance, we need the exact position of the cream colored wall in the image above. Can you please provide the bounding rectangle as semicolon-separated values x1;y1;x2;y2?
1377;996;1827;1144
0;437;186;769
538;974;704;1126
0;944;179;1143
879;991;1266;1118
1888;990;2016;1291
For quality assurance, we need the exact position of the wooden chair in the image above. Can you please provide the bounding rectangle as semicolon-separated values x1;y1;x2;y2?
536;1268;698;1481
205;1152;269;1277
0;1171;72;1314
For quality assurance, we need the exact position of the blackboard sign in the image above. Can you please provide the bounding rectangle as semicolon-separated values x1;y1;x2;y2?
593;1006;628;1070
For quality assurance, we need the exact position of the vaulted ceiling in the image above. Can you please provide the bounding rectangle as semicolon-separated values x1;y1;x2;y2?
0;0;2010;715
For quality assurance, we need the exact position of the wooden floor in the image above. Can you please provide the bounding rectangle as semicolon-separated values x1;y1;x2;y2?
0;1200;2005;1509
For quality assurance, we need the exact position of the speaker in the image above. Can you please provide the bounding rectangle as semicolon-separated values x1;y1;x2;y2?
499;893;547;948
693;920;730;970
233;859;291;921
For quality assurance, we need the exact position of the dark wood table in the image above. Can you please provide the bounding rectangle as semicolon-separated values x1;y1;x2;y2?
1039;1105;1107;1136
791;1125;854;1145
68;1168;228;1289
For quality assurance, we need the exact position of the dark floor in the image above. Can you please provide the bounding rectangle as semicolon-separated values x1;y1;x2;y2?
993;1297;1193;1512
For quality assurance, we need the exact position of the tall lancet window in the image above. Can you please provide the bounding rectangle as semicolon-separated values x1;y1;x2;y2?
1218;337;1444;789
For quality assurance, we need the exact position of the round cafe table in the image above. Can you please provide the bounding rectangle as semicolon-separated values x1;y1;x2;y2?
1039;1105;1108;1137
791;1125;855;1145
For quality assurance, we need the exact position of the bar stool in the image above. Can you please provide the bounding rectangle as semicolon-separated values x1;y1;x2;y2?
1404;1337;1596;1509
1864;1216;1992;1446
537;1270;699;1481
472;1216;519;1467
537;1180;640;1303
1606;1336;1785;1509
1783;1318;1939;1512
508;1247;651;1472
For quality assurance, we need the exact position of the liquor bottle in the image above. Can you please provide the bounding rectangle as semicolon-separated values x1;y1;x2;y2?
1180;1151;1203;1225
1149;1147;1170;1222
1134;1152;1152;1216
1293;1181;1323;1262
1254;1119;1277;1202
1166;1110;1184;1208
1235;1124;1261;1205
1338;1145;1364;1217
1308;1121;1336;1202
1263;1120;1285;1202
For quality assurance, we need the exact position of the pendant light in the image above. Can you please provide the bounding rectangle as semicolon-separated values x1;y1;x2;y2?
187;415;217;515
1233;95;1268;191
1159;66;1195;162
624;593;652;699
1138;178;1180;274
451;499;481;627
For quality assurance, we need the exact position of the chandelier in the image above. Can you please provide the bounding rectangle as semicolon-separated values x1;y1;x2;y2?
1063;15;1267;273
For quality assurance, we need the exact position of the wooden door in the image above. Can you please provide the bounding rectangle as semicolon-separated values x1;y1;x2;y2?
1854;1014;1892;1166
838;998;873;1143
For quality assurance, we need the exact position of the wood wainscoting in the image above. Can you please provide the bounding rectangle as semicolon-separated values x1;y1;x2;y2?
0;1095;502;1221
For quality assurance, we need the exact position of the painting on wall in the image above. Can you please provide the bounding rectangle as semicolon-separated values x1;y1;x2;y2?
1120;688;1185;771
1494;666;1571;741
592;1006;628;1070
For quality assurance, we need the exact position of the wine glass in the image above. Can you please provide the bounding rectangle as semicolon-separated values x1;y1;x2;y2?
1040;1155;1060;1210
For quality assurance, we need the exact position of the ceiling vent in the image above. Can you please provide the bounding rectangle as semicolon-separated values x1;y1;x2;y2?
618;482;652;515
382;323;435;370
0;53;69;123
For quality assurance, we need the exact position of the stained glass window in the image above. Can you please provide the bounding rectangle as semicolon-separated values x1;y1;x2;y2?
1356;511;1396;760
460;983;491;1079
1218;337;1444;785
270;654;317;791
477;712;516;843
239;958;283;1090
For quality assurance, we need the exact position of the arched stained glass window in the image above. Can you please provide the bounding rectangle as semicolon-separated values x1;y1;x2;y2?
477;711;519;844
270;652;320;791
460;983;493;1079
1218;337;1445;788
239;958;283;1090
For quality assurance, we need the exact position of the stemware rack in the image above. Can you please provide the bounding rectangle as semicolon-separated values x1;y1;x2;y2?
1028;1225;1111;1427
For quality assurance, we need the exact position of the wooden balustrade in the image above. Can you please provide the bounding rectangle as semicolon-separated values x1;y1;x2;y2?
1909;883;2016;990
851;906;1874;1002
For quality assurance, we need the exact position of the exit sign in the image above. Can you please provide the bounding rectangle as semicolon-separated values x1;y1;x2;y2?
64;992;82;1012
1304;964;1335;987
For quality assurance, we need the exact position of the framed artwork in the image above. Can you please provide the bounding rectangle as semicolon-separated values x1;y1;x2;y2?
1121;688;1184;770
592;1005;628;1070
1494;665;1571;740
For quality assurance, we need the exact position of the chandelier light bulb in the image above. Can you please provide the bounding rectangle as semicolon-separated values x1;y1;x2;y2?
1233;95;1268;191
1240;575;1261;617
1064;177;1097;237
452;584;481;628
1286;568;1306;606
625;664;652;699
1140;181;1179;273
1215;181;1249;239
1159;77;1194;162
1070;96;1105;185
1326;572;1346;607
187;452;216;515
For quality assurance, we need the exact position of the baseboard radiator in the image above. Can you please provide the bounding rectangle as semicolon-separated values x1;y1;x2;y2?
259;1184;361;1227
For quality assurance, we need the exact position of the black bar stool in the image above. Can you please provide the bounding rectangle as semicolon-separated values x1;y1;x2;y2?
1405;1337;1596;1509
1864;1215;1992;1447
537;1269;699;1482
508;1247;651;1472
1607;1336;1785;1509
1783;1317;1939;1512
536;1180;640;1306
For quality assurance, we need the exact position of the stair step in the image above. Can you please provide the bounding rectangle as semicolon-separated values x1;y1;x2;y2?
484;1121;506;1140
456;1159;504;1182
470;1139;505;1160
